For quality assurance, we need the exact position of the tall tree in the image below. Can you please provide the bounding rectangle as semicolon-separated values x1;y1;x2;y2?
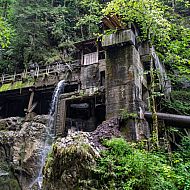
0;0;102;71
0;17;12;48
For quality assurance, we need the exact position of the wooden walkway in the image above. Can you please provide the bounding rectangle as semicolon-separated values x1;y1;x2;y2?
0;60;80;85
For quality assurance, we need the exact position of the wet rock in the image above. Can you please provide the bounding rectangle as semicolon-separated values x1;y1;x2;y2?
33;115;49;125
43;118;121;190
0;120;7;130
0;117;24;131
43;132;99;190
0;115;49;190
0;174;21;190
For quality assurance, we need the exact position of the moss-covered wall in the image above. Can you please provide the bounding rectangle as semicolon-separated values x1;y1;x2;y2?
0;80;34;92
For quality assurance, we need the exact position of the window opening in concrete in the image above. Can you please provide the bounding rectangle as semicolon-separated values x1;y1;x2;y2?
65;95;105;133
66;101;93;132
100;71;105;86
99;51;105;60
95;104;106;126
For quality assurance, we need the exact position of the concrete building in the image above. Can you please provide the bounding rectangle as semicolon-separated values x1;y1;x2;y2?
0;18;170;140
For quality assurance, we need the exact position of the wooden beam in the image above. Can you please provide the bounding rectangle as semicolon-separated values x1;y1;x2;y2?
27;89;34;112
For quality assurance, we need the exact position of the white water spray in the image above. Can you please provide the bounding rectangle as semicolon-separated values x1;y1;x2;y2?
30;80;65;189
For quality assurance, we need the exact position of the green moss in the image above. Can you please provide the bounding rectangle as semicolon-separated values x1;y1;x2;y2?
0;178;21;190
120;109;138;120
0;80;34;92
0;121;7;131
43;140;97;190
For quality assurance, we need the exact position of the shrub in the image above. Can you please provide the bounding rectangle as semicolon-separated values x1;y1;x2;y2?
92;138;190;190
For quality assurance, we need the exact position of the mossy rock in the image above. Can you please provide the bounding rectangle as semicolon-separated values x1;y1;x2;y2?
0;176;21;190
43;136;97;190
0;120;7;131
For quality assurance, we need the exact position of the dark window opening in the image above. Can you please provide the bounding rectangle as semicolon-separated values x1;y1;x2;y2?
65;95;105;133
100;71;105;86
66;101;94;132
95;104;106;126
99;51;105;60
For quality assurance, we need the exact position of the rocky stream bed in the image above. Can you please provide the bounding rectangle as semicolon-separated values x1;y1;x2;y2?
0;116;121;190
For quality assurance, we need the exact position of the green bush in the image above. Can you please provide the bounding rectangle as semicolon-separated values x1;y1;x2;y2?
91;138;190;190
162;90;190;115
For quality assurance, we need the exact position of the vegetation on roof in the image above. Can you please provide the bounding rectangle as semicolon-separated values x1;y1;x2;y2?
0;80;34;92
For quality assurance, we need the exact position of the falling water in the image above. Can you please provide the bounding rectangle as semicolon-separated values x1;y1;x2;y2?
30;80;65;189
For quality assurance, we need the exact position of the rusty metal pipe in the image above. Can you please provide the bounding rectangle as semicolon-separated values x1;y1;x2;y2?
144;112;190;128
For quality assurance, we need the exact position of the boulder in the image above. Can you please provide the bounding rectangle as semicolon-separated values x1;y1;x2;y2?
43;118;121;190
43;132;99;190
0;115;49;190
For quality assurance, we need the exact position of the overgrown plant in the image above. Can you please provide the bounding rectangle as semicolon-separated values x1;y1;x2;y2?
103;0;190;82
90;138;190;190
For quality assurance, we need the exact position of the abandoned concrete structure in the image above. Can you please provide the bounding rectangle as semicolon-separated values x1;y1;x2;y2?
0;19;170;140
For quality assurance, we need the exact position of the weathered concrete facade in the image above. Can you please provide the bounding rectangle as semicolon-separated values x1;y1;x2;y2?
102;29;149;140
52;39;106;135
0;23;170;141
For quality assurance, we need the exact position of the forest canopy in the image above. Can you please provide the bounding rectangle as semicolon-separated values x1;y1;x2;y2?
0;0;189;86
0;17;12;48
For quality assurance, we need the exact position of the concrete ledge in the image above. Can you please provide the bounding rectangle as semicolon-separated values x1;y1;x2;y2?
102;29;136;47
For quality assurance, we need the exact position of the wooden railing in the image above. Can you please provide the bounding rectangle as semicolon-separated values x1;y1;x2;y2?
0;60;81;84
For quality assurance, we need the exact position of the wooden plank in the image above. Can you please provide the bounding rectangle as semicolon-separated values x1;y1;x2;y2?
57;99;67;136
102;17;116;29
27;90;34;112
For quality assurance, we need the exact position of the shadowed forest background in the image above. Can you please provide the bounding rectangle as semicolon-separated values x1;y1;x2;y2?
0;0;190;189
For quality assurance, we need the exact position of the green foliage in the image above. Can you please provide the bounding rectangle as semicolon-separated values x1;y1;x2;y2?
0;17;13;48
162;90;190;115
171;136;190;190
120;109;138;120
0;0;102;72
103;0;190;83
103;0;171;43
91;138;190;190
160;0;190;16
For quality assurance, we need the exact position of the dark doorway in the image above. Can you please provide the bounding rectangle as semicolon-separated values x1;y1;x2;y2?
95;104;106;126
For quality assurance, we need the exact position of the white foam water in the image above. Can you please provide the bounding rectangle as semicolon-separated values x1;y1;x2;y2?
30;80;65;189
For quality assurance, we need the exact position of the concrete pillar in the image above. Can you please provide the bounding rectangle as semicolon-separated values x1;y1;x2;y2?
102;29;149;140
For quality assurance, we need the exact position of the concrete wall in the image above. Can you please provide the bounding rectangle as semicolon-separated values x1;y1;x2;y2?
80;60;106;90
106;45;136;118
103;30;149;140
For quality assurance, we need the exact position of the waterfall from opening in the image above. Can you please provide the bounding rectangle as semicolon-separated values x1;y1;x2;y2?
30;80;65;189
